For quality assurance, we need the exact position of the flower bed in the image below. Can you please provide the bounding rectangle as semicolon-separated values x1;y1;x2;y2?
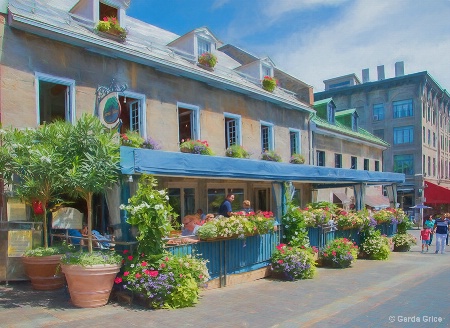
197;211;276;240
115;251;209;309
392;233;417;252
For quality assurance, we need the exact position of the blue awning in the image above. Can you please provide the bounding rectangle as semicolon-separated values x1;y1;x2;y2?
120;147;405;184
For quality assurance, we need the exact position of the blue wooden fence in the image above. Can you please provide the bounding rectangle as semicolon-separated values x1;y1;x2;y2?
308;223;396;249
166;230;280;285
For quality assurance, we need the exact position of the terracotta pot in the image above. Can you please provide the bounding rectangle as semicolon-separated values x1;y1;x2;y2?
61;263;121;308
22;255;65;290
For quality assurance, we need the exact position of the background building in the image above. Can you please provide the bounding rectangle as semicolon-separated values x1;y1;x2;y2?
315;62;450;214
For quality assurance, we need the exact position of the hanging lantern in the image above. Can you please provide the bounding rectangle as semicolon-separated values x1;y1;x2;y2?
32;200;44;215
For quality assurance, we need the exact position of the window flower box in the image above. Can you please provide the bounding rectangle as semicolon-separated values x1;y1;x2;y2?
262;76;277;92
95;16;127;42
197;52;217;69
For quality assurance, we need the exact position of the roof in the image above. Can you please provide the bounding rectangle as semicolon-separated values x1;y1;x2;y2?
336;108;356;116
311;115;389;147
120;147;405;184
8;0;313;113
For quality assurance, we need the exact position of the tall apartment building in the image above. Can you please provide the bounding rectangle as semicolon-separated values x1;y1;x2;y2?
315;62;450;212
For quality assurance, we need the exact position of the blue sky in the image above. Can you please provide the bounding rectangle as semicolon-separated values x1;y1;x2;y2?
128;0;450;92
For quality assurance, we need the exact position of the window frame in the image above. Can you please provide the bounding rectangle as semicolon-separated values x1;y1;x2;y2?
394;154;414;175
197;37;211;57
393;99;413;118
224;112;242;149
289;128;301;156
335;153;342;168
316;150;325;167
260;121;274;152
177;102;200;143
35;72;76;125
373;103;385;121
120;91;147;138
393;125;414;145
351;156;357;170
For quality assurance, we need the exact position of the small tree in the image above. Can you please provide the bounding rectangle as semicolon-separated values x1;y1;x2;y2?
0;122;69;248
65;114;120;253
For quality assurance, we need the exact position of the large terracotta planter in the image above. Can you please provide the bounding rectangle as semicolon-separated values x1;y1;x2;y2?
22;255;65;290
61;263;121;308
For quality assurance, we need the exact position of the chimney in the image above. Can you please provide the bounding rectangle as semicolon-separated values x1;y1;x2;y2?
377;65;385;81
362;68;370;83
395;61;405;77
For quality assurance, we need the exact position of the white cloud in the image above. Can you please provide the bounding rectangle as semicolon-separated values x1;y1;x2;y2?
264;0;450;91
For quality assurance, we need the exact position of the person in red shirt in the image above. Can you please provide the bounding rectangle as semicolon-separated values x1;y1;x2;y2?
420;227;431;253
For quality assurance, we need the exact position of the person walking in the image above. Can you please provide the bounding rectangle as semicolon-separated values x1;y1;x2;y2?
424;215;435;246
218;193;235;217
434;215;449;254
420;227;431;253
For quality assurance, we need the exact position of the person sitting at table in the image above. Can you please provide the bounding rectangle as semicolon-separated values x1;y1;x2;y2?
182;214;200;236
68;228;83;245
241;200;254;214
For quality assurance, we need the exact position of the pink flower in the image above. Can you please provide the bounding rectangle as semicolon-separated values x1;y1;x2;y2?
123;271;129;276
114;277;122;284
128;255;133;261
123;250;129;254
149;270;158;277
278;259;283;264
141;261;148;267
135;273;141;278
160;263;166;268
165;257;169;262
103;17;108;21
332;251;337;256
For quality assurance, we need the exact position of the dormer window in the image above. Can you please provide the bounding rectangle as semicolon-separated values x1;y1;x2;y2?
99;2;118;21
327;103;336;124
352;112;359;131
262;65;272;78
197;38;211;57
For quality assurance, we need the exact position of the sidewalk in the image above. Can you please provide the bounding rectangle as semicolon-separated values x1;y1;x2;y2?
1;229;449;328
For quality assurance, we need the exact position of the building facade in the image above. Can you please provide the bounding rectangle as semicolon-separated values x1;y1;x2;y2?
0;0;404;240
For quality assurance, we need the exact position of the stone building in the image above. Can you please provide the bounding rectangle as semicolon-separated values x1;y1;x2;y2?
0;0;403;238
315;62;450;212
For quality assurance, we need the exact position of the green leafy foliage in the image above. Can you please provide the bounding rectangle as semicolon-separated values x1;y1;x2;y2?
121;131;144;148
198;52;218;68
120;174;178;255
392;233;417;250
361;229;392;260
60;250;122;266
262;76;277;92
260;150;281;162
271;244;317;280
282;197;309;247
117;251;209;309
320;238;359;268
180;139;214;155
23;242;75;257
225;144;251;159
289;153;305;164
95;16;127;40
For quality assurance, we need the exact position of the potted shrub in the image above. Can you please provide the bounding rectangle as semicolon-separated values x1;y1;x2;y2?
262;76;277;92
60;114;122;308
360;229;392;260
0;121;71;290
320;238;359;268
270;244;317;280
225;144;251;159
198;52;217;69
392;233;417;252
95;16;127;42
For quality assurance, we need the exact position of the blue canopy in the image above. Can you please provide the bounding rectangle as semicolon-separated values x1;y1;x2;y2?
120;147;405;184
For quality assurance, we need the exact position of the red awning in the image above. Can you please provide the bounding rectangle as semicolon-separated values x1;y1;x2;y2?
424;181;450;204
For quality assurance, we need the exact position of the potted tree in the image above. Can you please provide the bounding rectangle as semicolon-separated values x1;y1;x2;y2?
60;114;123;308
0;121;71;290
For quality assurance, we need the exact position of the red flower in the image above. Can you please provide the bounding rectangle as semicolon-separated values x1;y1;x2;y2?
149;270;158;277
199;274;203;279
332;251;337;256
165;257;169;262
128;255;133;261
103;17;108;21
277;260;283;264
123;250;129;254
276;243;286;250
160;263;166;268
114;277;122;284
323;252;328;257
141;261;148;267
123;271;129;276
135;273;142;278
